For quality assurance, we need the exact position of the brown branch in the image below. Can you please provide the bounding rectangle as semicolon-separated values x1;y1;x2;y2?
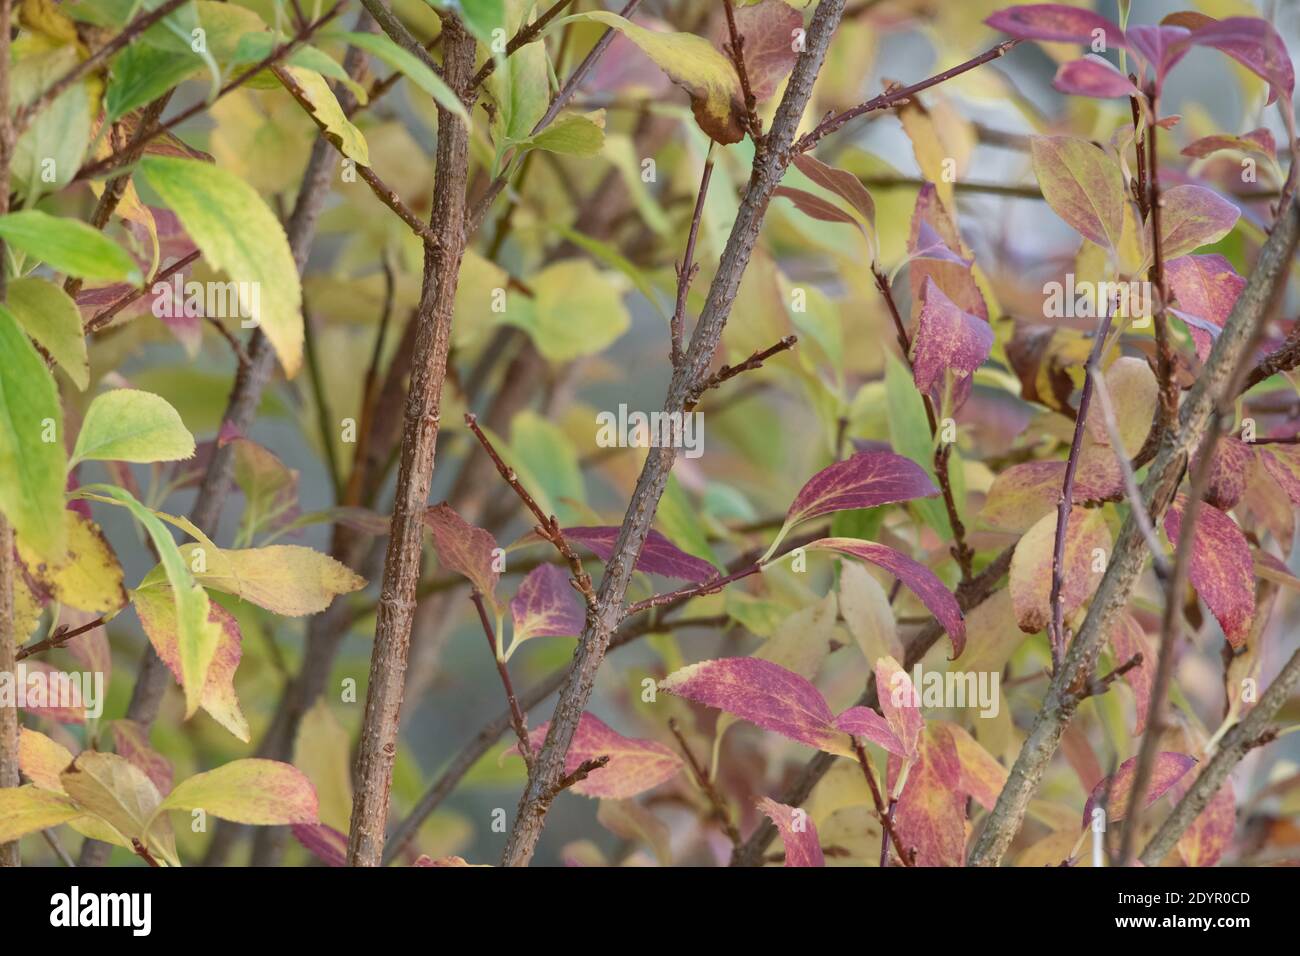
722;0;762;143
687;336;797;408
499;0;852;868
1144;92;1179;439
471;0;577;88
471;590;532;766
672;149;715;367
967;195;1300;867
795;40;1018;153
730;544;1016;866
1140;643;1300;865
851;739;911;866
556;755;609;793
1049;315;1113;670
130;839;160;867
11;0;191;136
346;20;477;868
84;250;202;335
16;617;106;662
463;413;595;605
667;718;741;846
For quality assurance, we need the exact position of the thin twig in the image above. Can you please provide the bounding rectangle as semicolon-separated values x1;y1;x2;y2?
722;0;762;143
851;740;911;866
687;336;797;408
472;0;577;88
16;617;106;661
84;250;202;335
667;718;741;846
471;590;532;767
672;147;715;367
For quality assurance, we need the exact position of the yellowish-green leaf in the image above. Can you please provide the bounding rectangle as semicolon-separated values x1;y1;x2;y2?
139;155;304;377
294;700;353;832
572;11;744;144
12;45;93;202
280;66;370;165
0;210;141;284
0;785;82;842
16;511;127;614
0;303;67;564
159;758;319;825
328;31;468;124
500;259;630;362
1030;135;1125;251
524;109;606;156
71;389;196;467
7;277;88;390
60;750;177;863
18;728;76;792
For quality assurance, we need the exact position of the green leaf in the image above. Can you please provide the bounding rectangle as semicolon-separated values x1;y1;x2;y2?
500;259;630;362
280;66;369;165
523;110;606;156
139;155;304;377
81;485;218;718
12;46;94;201
488;15;549;145
330;30;469;124
0;211;141;283
231;34;366;100
0;304;68;563
71;389;196;467
884;352;949;538
105;41;202;121
457;0;506;44
7;278;89;390
500;411;584;524
159;759;318;825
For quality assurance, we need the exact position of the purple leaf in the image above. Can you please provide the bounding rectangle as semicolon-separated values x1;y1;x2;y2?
1182;128;1277;161
510;564;585;644
1165;254;1244;362
985;4;1126;48
756;797;825;867
911;220;970;267
1125;24;1193;84
292;823;347;867
775;186;866;235
834;705;903;756
1082;752;1197;828
1164;496;1255;649
874;656;923;759
791;153;875;229
784;451;938;530
423;503;500;599
1054;56;1141;99
806;538;965;656
1190;17;1295;106
659;657;842;752
911;276;994;397
564;526;717;582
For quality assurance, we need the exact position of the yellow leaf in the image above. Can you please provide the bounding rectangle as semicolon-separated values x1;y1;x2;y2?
280;66;369;165
15;510;127;615
294;699;353;831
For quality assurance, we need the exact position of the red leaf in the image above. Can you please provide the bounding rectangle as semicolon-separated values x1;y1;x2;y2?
1109;613;1153;734
775;185;865;234
805;538;965;656
1165;254;1244;362
1163;496;1255;648
1082;752;1197;827
888;723;966;866
292;823;347;867
659;657;843;753
1176;781;1235;866
510;563;584;644
874;656;922;758
756;797;824;866
1190;16;1295;106
791;153;875;229
1054;56;1141;98
911;276;994;397
423;503;500;599
715;0;803;101
784;451;938;529
1125;24;1193;83
564;526;717;582
510;713;682;800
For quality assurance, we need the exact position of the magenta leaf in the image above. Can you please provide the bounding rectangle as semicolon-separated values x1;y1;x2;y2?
1082;752;1197;827
1125;24;1193;84
805;538;966;656
510;563;585;645
784;451;938;531
1182;128;1277;161
911;276;994;398
423;503;500;600
985;4;1125;48
564;526;717;582
874;656;923;759
834;705;903;756
1054;56;1141;99
659;657;843;753
1163;496;1255;648
756;797;825;867
508;713;682;800
1190;17;1295;106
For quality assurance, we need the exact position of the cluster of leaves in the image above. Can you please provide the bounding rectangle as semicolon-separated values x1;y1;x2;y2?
1;0;1299;870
